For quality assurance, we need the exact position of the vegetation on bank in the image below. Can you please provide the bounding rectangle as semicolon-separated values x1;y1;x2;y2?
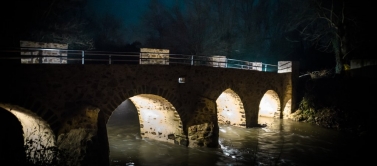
290;67;375;139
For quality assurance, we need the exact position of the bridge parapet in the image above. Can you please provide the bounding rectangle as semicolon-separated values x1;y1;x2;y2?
0;46;298;73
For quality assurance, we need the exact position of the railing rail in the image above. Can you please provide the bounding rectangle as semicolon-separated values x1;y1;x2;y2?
0;47;289;73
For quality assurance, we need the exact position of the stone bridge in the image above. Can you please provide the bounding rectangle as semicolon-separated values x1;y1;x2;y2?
0;63;298;165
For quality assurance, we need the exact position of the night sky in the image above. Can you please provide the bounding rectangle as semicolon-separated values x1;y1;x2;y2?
0;0;375;71
83;0;376;56
87;0;177;26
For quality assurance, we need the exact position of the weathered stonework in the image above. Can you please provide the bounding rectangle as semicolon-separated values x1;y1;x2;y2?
208;55;227;67
57;105;103;166
188;122;218;148
20;40;68;64
129;94;187;145
140;48;169;65
283;99;292;119
0;63;298;165
187;97;219;148
216;88;246;127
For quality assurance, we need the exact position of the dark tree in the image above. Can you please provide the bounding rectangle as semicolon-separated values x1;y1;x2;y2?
137;0;302;64
235;0;301;63
286;0;372;74
90;13;127;51
140;0;241;56
1;0;94;49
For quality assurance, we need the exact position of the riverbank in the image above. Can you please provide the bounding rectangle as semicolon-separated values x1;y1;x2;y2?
289;65;376;140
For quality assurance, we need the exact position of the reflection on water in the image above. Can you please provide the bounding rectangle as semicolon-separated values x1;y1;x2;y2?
108;105;368;166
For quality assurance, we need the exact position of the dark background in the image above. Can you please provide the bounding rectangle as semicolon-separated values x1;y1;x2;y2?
0;0;375;73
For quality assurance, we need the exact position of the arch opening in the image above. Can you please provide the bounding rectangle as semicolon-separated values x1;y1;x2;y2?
107;94;187;165
129;94;185;144
216;88;246;128
107;94;186;150
0;104;56;165
258;90;281;125
107;99;141;164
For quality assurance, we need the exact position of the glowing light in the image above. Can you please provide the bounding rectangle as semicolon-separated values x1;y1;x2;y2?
216;89;246;128
258;90;280;124
140;109;159;120
0;104;56;164
129;94;185;144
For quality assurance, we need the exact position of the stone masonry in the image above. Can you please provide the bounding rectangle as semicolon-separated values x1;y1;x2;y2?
0;63;298;165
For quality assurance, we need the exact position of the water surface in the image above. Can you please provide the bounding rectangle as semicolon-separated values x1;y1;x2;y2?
107;116;369;166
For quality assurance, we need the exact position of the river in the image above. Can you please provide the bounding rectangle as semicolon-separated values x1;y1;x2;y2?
107;113;369;166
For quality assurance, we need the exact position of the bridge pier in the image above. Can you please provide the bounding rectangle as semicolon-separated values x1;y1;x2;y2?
57;105;109;166
187;97;219;148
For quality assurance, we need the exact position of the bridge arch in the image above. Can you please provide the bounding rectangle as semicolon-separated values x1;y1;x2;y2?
258;90;281;124
216;88;246;128
129;94;186;144
0;106;25;164
0;103;56;165
108;94;186;146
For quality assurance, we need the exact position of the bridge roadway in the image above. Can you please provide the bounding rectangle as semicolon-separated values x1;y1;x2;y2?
0;60;298;165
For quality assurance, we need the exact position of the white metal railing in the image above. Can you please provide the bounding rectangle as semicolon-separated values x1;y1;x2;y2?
0;47;291;73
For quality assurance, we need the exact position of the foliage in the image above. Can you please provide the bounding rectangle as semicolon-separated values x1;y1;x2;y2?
89;13;128;51
286;0;371;74
137;0;301;63
0;0;132;51
19;0;94;50
307;69;334;79
293;70;375;137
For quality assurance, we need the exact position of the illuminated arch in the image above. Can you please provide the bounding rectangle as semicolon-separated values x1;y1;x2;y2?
258;90;281;119
128;94;186;144
216;88;246;128
0;103;56;165
282;99;292;119
0;107;25;164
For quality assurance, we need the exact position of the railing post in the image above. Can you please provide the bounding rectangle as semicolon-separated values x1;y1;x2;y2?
81;50;84;64
264;64;267;72
109;55;111;64
59;50;62;63
191;55;193;66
